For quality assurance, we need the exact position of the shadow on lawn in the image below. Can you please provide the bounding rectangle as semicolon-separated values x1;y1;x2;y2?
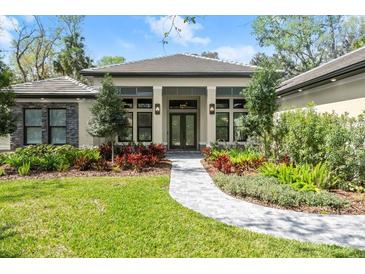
0;224;20;258
0;179;70;203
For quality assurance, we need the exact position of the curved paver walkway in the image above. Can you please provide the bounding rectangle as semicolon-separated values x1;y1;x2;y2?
168;152;365;250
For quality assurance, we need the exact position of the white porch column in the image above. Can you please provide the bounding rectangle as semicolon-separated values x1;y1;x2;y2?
206;86;216;146
152;86;163;143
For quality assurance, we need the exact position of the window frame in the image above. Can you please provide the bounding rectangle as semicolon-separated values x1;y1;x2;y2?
118;112;133;142
216;112;230;142
24;108;43;145
233;112;248;142
48;108;67;145
137;112;152;142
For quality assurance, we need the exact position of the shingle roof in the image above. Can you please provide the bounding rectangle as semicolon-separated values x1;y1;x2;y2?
81;53;256;76
8;76;98;97
277;46;365;94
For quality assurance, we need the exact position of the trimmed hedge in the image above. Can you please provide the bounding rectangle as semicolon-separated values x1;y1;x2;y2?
214;173;348;209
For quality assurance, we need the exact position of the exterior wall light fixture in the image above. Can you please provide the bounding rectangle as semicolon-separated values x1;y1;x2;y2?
155;103;161;115
209;103;215;114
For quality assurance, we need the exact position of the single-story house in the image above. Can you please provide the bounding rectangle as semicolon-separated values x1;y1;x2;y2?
2;46;365;151
277;46;365;116
0;54;255;150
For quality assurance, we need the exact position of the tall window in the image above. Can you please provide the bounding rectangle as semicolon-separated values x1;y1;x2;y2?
216;112;229;142
233;112;248;142
49;109;67;145
24;109;43;145
137;112;152;142
118;112;133;142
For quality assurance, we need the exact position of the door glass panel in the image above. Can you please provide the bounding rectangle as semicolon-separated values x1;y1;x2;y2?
171;115;181;146
185;115;195;146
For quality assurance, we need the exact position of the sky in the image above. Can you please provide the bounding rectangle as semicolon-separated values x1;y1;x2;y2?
0;15;272;64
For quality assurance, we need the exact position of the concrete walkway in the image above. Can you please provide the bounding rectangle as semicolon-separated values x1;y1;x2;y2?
168;152;365;250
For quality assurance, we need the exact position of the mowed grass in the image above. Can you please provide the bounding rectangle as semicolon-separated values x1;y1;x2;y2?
0;176;364;258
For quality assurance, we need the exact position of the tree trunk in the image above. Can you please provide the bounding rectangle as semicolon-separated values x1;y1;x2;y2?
111;141;114;165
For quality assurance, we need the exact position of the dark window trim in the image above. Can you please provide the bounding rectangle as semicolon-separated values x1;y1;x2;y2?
216;112;229;142
24;108;43;145
233;112;248;142
137;112;152;142
118;112;133;142
48;108;67;145
137;98;153;109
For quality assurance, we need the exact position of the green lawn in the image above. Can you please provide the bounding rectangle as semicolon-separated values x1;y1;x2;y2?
0;176;364;258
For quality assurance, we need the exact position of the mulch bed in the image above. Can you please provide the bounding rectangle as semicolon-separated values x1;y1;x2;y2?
0;160;171;181
202;159;365;215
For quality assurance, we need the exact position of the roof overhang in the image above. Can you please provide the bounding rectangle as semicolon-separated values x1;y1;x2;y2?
278;60;365;96
14;92;98;99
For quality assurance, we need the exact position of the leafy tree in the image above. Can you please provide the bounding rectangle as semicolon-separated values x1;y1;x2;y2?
244;60;281;156
352;37;365;49
201;51;219;59
0;54;16;137
252;16;365;77
97;56;125;67
11;16;61;82
88;75;127;163
54;16;93;80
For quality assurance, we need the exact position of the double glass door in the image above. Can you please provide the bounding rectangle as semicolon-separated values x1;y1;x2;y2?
170;113;196;150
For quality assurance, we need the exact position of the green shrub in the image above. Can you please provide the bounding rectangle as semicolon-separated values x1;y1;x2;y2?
0;153;8;165
74;147;101;171
214;173;348;209
258;162;331;191
0;166;5;176
18;162;30;176
268;108;365;190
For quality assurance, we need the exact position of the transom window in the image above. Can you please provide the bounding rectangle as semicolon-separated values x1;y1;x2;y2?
49;109;67;145
169;100;197;109
118;112;133;142
137;112;152;142
233;112;248;142
24;109;43;145
216;112;229;142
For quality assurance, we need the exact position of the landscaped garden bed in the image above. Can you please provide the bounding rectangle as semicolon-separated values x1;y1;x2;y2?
203;109;365;215
0;143;170;180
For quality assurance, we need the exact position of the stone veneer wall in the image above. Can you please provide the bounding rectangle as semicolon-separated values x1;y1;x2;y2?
10;102;79;150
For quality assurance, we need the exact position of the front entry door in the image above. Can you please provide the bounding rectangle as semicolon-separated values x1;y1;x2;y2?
170;113;196;150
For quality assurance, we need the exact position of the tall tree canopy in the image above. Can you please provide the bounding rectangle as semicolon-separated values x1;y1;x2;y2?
201;51;219;59
0;54;17;137
11;16;62;82
252;16;365;77
97;56;125;67
243;60;281;156
88;75;127;163
53;16;93;80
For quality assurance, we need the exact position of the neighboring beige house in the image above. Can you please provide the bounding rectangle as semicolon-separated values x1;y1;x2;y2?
278;46;365;116
1;54;255;151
